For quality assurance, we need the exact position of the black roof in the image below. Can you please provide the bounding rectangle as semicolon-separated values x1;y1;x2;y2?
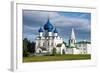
56;44;62;47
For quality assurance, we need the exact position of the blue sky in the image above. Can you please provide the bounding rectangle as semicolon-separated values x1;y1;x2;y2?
23;10;91;43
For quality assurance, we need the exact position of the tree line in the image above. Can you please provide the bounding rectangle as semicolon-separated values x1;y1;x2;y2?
23;38;35;57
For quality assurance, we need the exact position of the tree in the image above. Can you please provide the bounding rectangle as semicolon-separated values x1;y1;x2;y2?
27;41;31;53
27;41;36;53
23;38;36;57
23;38;29;57
23;38;28;50
23;48;29;57
31;42;36;53
52;48;57;56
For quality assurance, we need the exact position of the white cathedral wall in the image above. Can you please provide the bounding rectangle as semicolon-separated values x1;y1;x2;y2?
60;44;66;54
53;37;63;45
35;37;45;52
73;48;80;54
54;33;58;36
87;44;91;54
48;37;52;46
35;33;66;54
39;37;45;47
35;39;39;51
39;39;43;47
36;48;42;53
48;32;52;36
39;32;43;37
56;47;61;54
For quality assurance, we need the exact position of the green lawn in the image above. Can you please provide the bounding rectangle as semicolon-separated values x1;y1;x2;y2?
23;54;91;62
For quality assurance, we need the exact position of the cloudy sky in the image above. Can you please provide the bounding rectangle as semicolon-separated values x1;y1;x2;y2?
23;10;91;43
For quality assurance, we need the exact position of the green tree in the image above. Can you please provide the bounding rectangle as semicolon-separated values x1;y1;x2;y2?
23;38;28;49
23;38;29;57
52;48;57;56
23;38;36;57
27;41;31;53
27;41;36;53
31;42;35;53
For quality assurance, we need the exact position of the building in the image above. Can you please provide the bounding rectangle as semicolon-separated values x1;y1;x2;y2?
66;29;91;54
35;18;91;55
66;28;80;54
35;18;66;55
76;41;91;54
68;28;76;47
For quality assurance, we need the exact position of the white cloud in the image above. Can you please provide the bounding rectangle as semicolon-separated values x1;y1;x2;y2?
23;10;91;34
24;25;40;31
49;13;90;31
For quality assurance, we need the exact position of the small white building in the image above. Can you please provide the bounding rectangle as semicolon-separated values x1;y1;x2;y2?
76;41;91;54
56;43;66;54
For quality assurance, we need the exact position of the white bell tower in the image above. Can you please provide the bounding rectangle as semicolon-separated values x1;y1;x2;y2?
69;28;76;47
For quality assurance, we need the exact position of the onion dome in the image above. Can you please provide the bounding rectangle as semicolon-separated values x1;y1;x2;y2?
54;28;58;33
38;27;43;32
44;19;53;32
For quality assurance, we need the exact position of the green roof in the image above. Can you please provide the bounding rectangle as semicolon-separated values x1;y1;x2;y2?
67;46;76;48
76;41;91;44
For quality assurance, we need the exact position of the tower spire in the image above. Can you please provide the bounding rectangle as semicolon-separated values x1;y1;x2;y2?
68;28;76;47
47;13;50;21
71;28;75;40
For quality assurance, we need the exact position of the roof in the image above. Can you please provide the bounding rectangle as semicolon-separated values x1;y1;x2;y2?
39;47;47;51
67;46;76;48
44;19;53;32
76;41;91;44
38;27;43;32
56;44;62;47
54;28;58;33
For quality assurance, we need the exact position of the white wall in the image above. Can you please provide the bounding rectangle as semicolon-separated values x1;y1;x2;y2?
87;44;91;54
76;44;91;54
0;0;100;73
73;48;80;54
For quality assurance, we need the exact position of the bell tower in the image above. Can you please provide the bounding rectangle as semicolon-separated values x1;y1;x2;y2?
69;28;76;47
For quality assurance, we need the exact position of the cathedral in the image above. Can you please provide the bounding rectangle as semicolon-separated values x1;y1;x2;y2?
35;18;91;55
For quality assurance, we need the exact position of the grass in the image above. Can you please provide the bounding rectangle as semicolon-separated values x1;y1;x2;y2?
23;54;91;62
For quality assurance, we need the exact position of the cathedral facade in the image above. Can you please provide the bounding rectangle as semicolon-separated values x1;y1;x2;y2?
35;19;66;55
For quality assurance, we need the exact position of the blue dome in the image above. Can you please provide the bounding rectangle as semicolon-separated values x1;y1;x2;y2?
38;27;43;32
44;19;53;32
54;28;58;33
